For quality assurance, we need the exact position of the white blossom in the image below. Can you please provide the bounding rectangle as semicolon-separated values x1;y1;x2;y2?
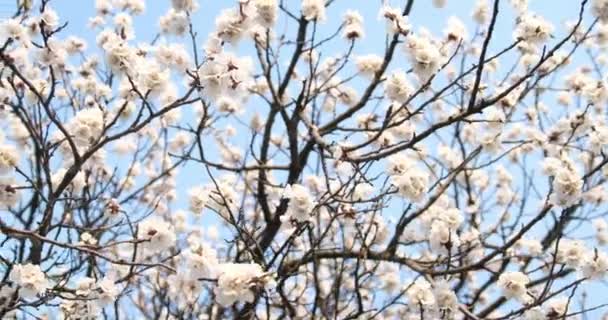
9;264;49;299
343;10;364;39
380;6;411;35
255;0;278;27
284;184;315;221
549;166;583;208
385;69;413;103
392;169;428;203
137;217;177;253
355;54;383;78
0;145;18;174
593;0;608;23
183;243;219;279
497;271;530;303
171;0;198;12
214;263;266;306
581;251;608;279
472;0;490;24
301;0;326;22
514;13;554;44
404;33;444;82
524;307;546;320
433;281;458;312
406;278;435;307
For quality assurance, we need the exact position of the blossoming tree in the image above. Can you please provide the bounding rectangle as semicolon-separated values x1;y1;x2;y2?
1;0;608;318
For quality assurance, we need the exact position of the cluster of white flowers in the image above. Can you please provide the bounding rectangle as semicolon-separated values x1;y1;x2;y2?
9;264;49;299
406;278;435;307
0;145;18;174
355;54;383;78
495;165;518;205
556;239;587;267
65;107;105;147
59;276;118;319
403;278;459;317
159;9;189;35
497;271;530;303
433;281;459;313
183;242;219;279
593;0;608;23
515;238;543;257
514;13;554;45
255;0;278;27
343;10;364;40
137;61;171;97
581;251;608;279
197;51;253;110
171;0;198;12
214;263;266;306
587;125;608;153
509;0;528;15
389;155;429;204
384;69;413;103
408;194;465;254
283;184;315;222
0;18;30;46
523;306;545;320
137;217;177;254
438;144;461;168
60;297;99;319
444;16;467;42
554;239;608;279
188;185;210;215
0;177;20;208
206;175;242;219
51;167;87;193
521;297;571;319
472;0;490;24
429;214;462;253
352;182;374;201
380;5;411;35
0;139;19;207
403;32;445;82
301;0;326;22
593;218;608;245
392;170;428;203
159;237;221;307
549;165;583;208
155;43;191;73
78;232;97;246
214;6;254;44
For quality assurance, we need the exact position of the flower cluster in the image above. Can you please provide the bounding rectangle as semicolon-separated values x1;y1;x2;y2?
137;217;177;254
390;156;429;204
403;32;446;82
284;183;315;222
498;271;531;303
549;165;583;208
9;264;49;300
343;10;364;40
302;0;326;22
60;276;119;318
214;263;267;306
